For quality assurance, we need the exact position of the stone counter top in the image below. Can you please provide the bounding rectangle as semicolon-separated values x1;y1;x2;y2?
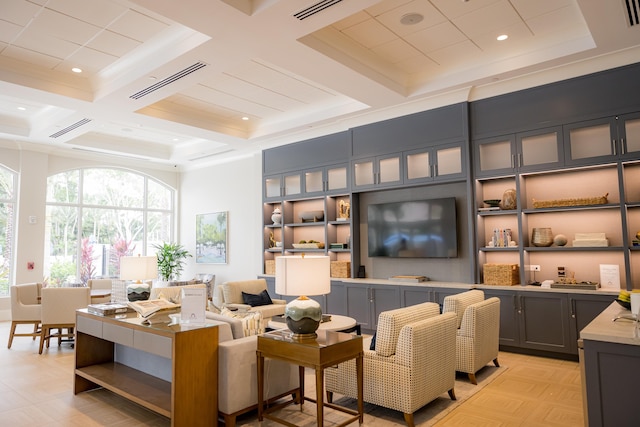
337;277;619;296
580;301;639;346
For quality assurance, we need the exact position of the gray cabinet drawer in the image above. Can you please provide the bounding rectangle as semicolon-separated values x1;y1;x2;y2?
76;315;103;338
103;322;134;346
134;330;172;358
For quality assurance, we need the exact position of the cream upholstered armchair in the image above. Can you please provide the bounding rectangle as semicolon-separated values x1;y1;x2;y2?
443;289;501;384
325;302;457;427
39;287;91;354
86;279;112;303
8;283;42;349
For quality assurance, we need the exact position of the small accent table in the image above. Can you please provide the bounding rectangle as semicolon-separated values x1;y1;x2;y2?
257;329;363;426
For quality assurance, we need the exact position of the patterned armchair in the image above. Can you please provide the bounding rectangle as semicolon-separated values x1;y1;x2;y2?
325;302;457;427
443;290;501;384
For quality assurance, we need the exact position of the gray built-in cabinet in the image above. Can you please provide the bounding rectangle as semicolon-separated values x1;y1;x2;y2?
262;62;640;357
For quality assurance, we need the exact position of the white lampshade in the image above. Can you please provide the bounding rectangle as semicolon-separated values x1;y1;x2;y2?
275;255;330;297
120;255;158;283
275;255;330;339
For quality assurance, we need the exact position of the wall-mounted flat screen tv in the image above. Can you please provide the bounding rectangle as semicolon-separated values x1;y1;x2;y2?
367;197;457;258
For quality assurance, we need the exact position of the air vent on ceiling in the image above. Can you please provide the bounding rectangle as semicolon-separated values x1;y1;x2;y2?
49;118;92;138
129;62;207;100
625;0;640;26
72;147;151;161
294;0;343;20
189;149;234;161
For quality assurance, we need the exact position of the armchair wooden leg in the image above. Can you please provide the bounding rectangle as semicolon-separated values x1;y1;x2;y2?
33;323;39;340
493;357;500;367
403;412;415;427
222;413;236;427
468;373;477;385
7;321;17;349
38;327;48;354
448;388;456;400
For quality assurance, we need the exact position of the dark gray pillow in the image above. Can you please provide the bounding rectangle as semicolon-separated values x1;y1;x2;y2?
242;289;273;307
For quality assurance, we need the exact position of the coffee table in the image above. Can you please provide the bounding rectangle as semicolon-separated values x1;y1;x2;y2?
267;314;361;335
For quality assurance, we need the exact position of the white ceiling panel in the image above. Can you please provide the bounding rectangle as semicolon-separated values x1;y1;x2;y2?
0;0;637;169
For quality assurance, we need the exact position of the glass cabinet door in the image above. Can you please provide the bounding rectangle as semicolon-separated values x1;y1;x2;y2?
283;173;301;197
435;145;463;177
620;112;640;159
264;176;282;199
517;127;563;172
564;117;617;166
326;165;348;192
474;135;516;177
406;150;431;181
304;170;323;193
378;155;401;185
353;159;375;188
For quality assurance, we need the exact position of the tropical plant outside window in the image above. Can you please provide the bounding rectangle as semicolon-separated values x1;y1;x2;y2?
0;165;16;297
44;168;174;286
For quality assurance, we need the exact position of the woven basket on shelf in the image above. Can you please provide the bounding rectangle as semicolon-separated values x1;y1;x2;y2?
265;260;275;275
483;263;519;286
330;261;351;278
532;193;608;208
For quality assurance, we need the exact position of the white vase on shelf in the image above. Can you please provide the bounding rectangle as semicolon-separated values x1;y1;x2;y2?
271;208;282;225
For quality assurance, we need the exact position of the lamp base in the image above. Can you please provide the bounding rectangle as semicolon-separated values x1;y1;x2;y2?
284;296;322;339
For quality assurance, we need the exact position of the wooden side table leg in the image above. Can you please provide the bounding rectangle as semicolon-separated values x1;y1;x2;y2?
316;367;324;426
357;352;364;423
257;351;265;421
299;366;305;409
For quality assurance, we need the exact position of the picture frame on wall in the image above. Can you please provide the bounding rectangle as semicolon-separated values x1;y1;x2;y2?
196;211;228;264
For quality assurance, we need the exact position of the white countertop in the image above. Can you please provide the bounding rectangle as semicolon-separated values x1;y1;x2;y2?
580;302;640;346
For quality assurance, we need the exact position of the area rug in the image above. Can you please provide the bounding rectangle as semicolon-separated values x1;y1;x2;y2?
237;364;507;426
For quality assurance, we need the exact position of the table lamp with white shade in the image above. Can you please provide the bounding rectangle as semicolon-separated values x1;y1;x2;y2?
120;255;158;301
275;255;330;339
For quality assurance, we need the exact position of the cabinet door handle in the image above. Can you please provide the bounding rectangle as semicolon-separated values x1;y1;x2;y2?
433;164;438;177
511;154;516;169
518;153;523;168
621;137;626;155
612;139;617;156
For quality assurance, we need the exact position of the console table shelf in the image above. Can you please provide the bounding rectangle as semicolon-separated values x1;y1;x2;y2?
76;362;172;417
74;310;218;426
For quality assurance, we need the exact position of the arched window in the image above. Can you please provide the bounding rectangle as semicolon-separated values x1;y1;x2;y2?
0;165;17;296
44;168;174;285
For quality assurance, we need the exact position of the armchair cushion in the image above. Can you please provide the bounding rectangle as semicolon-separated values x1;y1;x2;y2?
242;289;273;307
443;289;485;328
374;302;440;357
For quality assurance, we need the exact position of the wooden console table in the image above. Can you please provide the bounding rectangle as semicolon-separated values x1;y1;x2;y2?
257;329;363;426
74;309;218;426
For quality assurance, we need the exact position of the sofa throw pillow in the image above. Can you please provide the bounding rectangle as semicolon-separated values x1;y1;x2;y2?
242;289;273;307
220;308;264;337
369;332;377;351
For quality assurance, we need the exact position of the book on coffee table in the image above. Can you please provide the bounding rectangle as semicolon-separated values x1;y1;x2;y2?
87;302;130;316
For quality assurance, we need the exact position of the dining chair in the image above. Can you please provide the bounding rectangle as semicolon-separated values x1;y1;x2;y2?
7;283;42;349
87;278;112;303
39;287;91;354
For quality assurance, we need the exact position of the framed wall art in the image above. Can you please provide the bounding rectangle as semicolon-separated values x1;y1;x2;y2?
196;211;228;264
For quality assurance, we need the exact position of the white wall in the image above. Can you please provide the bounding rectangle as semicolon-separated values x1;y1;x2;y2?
178;153;263;286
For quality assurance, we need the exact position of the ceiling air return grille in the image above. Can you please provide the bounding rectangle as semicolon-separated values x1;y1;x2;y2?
49;118;92;138
294;0;343;20
625;0;640;26
129;62;207;100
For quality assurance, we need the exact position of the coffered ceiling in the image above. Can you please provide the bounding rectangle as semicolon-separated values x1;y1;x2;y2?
1;0;639;170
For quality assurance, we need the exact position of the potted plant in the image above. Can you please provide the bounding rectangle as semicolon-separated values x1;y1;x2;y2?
154;242;192;282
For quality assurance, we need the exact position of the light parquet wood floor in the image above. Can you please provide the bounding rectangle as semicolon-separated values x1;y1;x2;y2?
0;321;585;426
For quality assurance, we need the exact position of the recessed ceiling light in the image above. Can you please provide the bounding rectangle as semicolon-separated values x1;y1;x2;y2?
172;138;180;142
17;106;26;111
400;13;424;25
497;34;508;41
242;116;249;121
72;67;82;73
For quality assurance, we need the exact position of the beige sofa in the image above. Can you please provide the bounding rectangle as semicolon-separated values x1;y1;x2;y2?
213;279;285;322
325;302;457;427
152;282;297;425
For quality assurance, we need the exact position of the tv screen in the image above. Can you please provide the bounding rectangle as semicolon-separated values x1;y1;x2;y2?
367;197;457;258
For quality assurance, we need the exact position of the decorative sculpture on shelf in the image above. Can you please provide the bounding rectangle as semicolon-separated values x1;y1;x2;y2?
338;200;350;220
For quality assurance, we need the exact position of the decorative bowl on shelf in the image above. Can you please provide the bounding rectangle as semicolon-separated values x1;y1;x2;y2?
299;210;324;222
483;199;501;208
292;242;324;249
